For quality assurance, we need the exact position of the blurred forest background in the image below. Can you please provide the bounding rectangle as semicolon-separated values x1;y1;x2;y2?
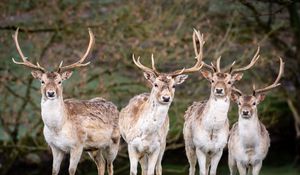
0;0;300;174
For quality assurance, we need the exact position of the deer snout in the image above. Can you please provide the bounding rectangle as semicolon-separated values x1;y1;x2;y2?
215;88;224;94
242;110;249;116
162;96;170;102
46;90;56;98
241;108;252;118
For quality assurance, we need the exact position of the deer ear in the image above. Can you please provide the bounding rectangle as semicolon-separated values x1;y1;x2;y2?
31;70;43;80
230;92;240;103
257;94;266;103
143;72;156;84
174;74;188;85
232;73;243;81
200;70;212;81
61;71;73;80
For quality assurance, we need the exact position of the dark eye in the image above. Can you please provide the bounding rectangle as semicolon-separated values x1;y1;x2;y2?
154;84;158;87
211;80;214;83
41;80;45;84
238;102;241;106
252;102;256;106
172;85;176;88
228;81;231;84
58;81;62;84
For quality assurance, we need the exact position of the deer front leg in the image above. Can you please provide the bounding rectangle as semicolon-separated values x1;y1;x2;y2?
51;146;64;175
236;162;247;175
209;150;223;175
252;161;262;175
146;148;160;175
88;150;105;175
128;145;139;175
69;146;83;175
186;146;197;175
140;156;148;175
155;142;166;175
228;152;237;175
196;148;207;175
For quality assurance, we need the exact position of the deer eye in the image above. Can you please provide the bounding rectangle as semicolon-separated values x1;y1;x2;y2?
211;80;214;83
228;81;231;84
58;81;62;84
252;102;256;106
238;102;241;106
172;85;176;88
41;80;45;84
154;84;158;87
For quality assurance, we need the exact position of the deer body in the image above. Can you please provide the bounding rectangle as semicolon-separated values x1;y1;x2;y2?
184;44;260;175
12;28;120;175
228;57;283;175
120;29;205;175
188;98;230;154
120;93;169;175
42;98;119;153
228;115;270;175
184;95;231;175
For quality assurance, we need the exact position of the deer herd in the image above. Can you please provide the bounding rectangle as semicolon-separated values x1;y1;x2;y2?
11;28;284;175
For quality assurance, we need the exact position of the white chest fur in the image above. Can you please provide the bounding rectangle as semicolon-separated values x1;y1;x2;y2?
138;104;169;135
193;98;230;152
41;99;65;130
41;99;77;152
238;117;260;147
130;102;169;153
203;98;230;130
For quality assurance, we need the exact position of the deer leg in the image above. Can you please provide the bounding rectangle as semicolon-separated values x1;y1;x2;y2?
252;161;262;175
128;145;139;175
228;152;237;175
236;162;247;175
105;143;119;175
88;150;105;175
68;146;83;175
155;142;166;175
209;150;223;175
146;148;160;175
51;146;64;175
186;146;197;175
140;156;148;175
196;148;207;175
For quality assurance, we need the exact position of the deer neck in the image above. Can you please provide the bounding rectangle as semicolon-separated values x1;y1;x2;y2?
238;112;261;146
202;94;230;130
41;96;66;131
137;92;170;135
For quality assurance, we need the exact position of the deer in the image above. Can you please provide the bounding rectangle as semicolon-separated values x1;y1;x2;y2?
228;57;284;175
11;28;120;175
119;29;205;175
183;31;261;175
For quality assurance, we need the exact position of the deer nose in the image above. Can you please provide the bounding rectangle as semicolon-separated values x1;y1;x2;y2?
215;88;223;94
47;91;55;97
162;96;170;102
242;110;249;116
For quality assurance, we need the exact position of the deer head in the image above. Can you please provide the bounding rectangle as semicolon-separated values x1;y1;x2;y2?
200;46;260;99
12;28;95;100
133;29;205;105
231;57;284;119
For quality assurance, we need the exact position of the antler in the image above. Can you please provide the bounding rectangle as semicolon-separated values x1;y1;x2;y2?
192;30;216;72
12;28;45;72
170;29;205;76
132;54;160;76
230;47;260;74
133;29;205;77
253;57;284;95
57;28;95;72
232;86;242;96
